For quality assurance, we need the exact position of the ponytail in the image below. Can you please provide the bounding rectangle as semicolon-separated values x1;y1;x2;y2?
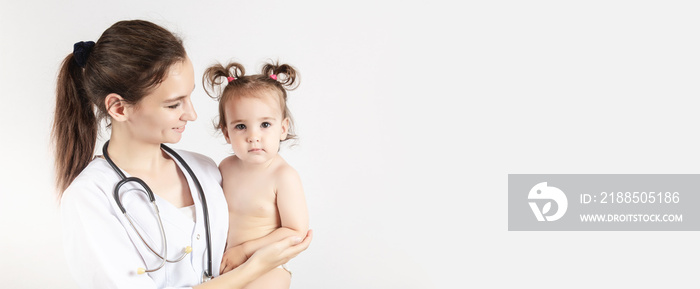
52;53;97;194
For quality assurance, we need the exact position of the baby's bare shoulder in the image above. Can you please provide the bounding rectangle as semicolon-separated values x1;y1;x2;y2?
219;155;243;176
273;158;301;188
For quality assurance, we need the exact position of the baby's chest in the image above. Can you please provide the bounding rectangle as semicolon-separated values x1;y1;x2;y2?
224;181;278;217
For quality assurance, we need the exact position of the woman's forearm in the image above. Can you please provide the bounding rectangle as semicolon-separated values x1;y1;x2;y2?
194;230;312;289
242;227;302;257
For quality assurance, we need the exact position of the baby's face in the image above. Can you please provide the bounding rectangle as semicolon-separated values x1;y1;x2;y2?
223;92;289;164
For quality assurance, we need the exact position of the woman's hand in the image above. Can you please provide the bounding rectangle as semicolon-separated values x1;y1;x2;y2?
220;244;249;275
195;230;313;289
248;229;313;271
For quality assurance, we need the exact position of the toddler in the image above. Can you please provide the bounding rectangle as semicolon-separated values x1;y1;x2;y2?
203;61;309;289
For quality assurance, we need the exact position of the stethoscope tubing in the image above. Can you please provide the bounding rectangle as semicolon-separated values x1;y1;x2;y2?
102;140;212;279
160;144;213;278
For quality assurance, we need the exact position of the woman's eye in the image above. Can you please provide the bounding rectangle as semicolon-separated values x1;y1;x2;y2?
167;103;181;109
261;122;271;128
234;124;246;130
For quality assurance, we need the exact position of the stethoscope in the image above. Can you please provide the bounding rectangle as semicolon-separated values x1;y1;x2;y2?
102;140;213;282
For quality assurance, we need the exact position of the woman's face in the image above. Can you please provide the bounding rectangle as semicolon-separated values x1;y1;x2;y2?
223;92;289;165
126;57;197;144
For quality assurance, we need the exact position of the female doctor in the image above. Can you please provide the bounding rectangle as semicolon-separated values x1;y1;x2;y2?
52;20;311;289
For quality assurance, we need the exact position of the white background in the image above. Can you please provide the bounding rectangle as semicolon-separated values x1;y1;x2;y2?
1;0;699;288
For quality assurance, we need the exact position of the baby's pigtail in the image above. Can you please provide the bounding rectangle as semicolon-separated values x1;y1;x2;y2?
225;62;245;82
261;61;299;142
202;62;246;133
262;62;299;90
202;62;245;99
203;63;229;100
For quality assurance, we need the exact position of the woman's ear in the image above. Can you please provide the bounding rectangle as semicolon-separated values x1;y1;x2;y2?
280;117;290;141
105;93;127;121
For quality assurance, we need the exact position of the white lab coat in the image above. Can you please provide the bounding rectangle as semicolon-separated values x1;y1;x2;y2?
61;149;228;289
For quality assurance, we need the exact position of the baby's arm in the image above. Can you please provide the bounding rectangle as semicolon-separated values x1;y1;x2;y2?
242;165;309;257
220;157;249;274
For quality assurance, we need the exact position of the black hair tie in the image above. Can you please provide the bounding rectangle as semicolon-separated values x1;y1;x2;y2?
73;41;95;68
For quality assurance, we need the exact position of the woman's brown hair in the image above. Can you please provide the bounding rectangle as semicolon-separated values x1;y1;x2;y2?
202;61;300;140
52;20;186;195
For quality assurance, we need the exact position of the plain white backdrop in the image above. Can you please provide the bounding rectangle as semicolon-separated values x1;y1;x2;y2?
1;0;699;288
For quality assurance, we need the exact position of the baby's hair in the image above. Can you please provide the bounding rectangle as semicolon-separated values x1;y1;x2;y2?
203;60;299;141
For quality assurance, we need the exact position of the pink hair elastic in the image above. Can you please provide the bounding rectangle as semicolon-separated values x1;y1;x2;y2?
269;74;278;80
227;76;235;82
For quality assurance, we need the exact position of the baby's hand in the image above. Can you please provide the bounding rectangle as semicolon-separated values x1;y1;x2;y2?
220;244;248;274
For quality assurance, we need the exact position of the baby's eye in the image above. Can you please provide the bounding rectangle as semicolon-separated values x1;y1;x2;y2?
261;122;271;128
234;124;246;130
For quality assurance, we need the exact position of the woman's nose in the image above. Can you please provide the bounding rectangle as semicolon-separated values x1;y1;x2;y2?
182;98;197;121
